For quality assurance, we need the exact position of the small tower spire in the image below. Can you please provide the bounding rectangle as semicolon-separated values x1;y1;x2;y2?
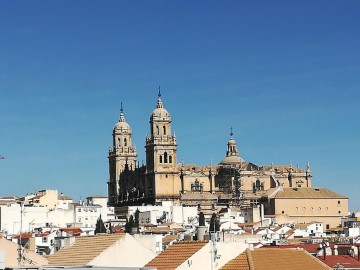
306;161;311;174
158;86;161;98
119;102;125;122
156;87;164;108
230;127;233;138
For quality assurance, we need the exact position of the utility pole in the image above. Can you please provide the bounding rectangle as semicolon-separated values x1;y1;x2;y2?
17;202;24;265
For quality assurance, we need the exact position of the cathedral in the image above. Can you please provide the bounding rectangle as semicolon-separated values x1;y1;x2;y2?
107;91;313;212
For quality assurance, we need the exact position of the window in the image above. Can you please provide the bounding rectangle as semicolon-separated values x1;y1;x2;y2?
159;155;163;163
253;179;264;192
338;200;341;204
163;126;166;135
191;179;203;192
124;138;127;146
78;209;81;212
282;211;284;214
42;237;47;243
169;155;172;163
156;126;159;135
164;152;168;163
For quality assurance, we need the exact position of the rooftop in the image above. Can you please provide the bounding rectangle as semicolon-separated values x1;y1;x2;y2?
220;248;331;270
145;241;208;270
317;255;360;269
273;188;347;199
46;234;124;266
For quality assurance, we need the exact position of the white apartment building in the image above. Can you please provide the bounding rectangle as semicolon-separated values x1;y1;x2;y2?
0;190;114;236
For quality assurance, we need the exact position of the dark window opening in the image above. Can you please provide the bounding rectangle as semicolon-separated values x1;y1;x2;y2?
191;179;203;192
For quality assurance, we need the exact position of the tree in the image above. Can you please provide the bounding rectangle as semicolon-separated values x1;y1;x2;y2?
108;224;113;234
95;215;107;234
209;213;220;232
134;208;140;229
199;212;205;226
125;215;135;233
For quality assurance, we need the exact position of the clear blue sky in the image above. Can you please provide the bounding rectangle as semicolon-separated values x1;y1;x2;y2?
0;1;359;210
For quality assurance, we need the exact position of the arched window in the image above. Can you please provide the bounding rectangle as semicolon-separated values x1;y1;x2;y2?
159;155;162;163
118;138;121;146
124;138;127;146
163;126;166;135
156;126;159;135
169;155;172;163
164;152;168;163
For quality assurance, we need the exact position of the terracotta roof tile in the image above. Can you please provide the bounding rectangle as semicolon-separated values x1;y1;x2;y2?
261;243;324;254
14;233;33;239
221;248;331;270
145;241;208;270
46;234;124;266
162;235;178;245
318;255;360;268
60;228;82;236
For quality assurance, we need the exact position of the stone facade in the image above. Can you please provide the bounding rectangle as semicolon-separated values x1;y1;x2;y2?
263;187;348;228
107;91;346;224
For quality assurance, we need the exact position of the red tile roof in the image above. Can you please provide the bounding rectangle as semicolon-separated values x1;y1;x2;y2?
35;231;50;237
14;233;32;239
221;248;331;270
317;255;360;268
262;243;324;254
60;228;82;235
145;241;208;270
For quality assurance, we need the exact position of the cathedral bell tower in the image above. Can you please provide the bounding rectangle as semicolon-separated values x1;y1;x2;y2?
145;89;179;201
108;103;137;205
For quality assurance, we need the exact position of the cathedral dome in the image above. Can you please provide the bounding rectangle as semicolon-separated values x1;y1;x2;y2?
220;155;244;165
114;105;131;132
219;130;244;165
114;120;130;131
151;94;170;119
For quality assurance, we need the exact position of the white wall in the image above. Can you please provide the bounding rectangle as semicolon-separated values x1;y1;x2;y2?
89;234;156;267
176;241;247;270
125;205;198;225
1;204;48;235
